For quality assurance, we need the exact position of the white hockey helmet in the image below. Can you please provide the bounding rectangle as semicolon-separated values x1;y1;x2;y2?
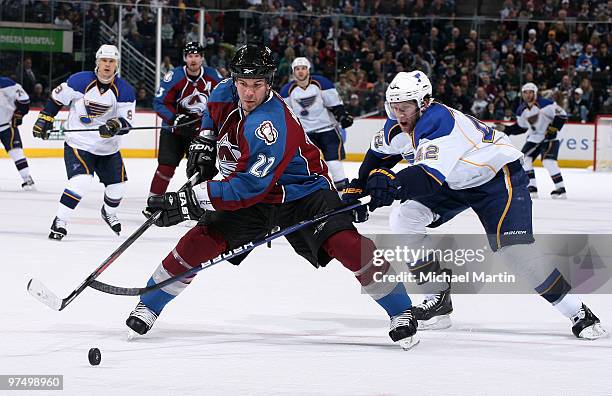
521;82;538;95
95;44;120;83
291;57;311;71
385;71;433;116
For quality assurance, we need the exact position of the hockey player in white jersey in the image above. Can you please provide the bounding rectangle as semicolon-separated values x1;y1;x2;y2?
0;77;35;189
495;83;568;199
32;44;136;240
280;57;354;190
342;71;606;339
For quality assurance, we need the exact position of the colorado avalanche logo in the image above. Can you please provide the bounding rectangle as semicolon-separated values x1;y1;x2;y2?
297;95;317;116
79;100;112;124
217;134;241;177
179;90;210;116
255;120;278;145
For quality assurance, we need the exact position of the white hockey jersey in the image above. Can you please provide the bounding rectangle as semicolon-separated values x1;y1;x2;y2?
376;102;522;190
0;77;29;127
51;72;136;155
279;75;343;134
516;97;567;143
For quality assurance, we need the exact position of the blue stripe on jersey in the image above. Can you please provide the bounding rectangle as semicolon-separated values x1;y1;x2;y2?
0;77;16;88
279;81;297;98
310;75;335;90
66;71;97;94
208;95;288;203
113;77;136;103
417;163;445;185
209;78;236;103
414;103;455;142
153;66;186;122
383;118;403;145
203;66;223;83
536;97;553;108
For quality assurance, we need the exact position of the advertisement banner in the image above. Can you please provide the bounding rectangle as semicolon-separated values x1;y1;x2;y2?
0;27;73;53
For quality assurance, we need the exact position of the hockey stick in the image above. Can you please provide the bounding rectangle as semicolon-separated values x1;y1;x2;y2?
26;173;201;311
49;118;200;133
88;199;368;296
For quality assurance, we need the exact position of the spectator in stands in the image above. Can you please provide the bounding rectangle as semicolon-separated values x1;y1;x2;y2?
54;12;72;28
599;42;610;71
482;102;497;120
568;88;589;123
576;44;600;72
471;87;489;118
336;74;353;104
136;87;152;109
161;15;174;45
17;57;37;95
346;93;364;116
30;83;47;108
160;56;174;78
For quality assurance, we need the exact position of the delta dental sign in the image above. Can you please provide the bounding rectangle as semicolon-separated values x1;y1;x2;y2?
0;26;73;53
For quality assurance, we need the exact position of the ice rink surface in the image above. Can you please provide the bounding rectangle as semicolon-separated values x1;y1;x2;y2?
1;158;611;395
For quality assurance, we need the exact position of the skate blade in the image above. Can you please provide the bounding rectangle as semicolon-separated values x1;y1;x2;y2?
578;323;608;340
127;329;141;341
398;335;420;351
530;192;538;199
418;315;452;330
551;193;567;200
22;185;37;191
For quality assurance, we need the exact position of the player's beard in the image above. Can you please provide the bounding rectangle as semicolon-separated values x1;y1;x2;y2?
186;63;201;76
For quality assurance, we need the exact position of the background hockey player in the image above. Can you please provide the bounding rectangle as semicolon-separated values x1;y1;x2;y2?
343;70;606;339
32;44;136;240
145;42;222;215
125;44;419;350
0;76;35;190
495;83;568;199
280;57;354;190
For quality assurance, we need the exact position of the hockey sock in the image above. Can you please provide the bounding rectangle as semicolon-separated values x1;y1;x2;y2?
141;225;228;314
322;230;412;316
103;182;125;215
7;148;30;180
523;156;537;188
553;293;582;319
542;159;565;189
56;174;94;222
149;164;176;196
326;160;347;186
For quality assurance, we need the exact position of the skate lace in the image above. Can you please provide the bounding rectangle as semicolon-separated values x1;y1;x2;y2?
390;310;413;330
417;294;441;310
103;211;120;226
572;307;586;324
54;218;67;229
131;303;158;327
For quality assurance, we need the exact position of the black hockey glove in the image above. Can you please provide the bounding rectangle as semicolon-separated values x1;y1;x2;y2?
341;179;369;223
32;112;54;140
545;125;558;140
146;184;204;227
173;114;200;137
338;112;354;129
99;118;122;138
186;133;218;184
366;168;399;211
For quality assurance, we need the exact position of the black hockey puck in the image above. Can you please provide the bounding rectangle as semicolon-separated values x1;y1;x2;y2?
88;348;101;366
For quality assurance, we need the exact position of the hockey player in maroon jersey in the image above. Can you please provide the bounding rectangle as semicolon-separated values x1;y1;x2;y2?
145;42;223;216
126;44;420;350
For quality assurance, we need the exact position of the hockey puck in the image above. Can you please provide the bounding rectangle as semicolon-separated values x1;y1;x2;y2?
88;348;101;366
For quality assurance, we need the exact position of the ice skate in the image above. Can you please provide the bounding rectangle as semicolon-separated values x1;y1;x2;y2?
21;175;36;191
101;206;121;235
550;187;567;200
571;304;607;340
48;217;67;241
413;286;453;330
126;302;158;339
389;308;419;350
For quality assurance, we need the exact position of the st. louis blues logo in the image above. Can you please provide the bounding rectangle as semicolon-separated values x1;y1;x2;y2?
413;73;422;83
79;100;112;124
297;95;317;117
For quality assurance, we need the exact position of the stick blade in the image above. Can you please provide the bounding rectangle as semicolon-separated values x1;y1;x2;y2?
27;278;63;311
